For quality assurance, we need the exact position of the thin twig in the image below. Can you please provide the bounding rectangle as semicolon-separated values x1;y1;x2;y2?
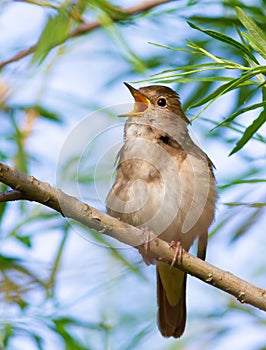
0;0;173;69
0;189;25;202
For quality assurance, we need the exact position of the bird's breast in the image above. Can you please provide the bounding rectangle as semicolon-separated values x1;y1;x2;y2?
106;131;216;243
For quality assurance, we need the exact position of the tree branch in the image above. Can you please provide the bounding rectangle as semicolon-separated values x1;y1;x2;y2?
0;161;266;311
0;189;25;202
0;0;173;69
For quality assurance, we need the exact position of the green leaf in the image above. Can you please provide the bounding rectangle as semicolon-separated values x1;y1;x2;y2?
138;76;233;85
219;179;266;190
35;105;62;123
3;323;13;348
148;41;196;53
213;101;266;129
32;8;71;64
16;235;32;248
224;202;266;207
90;0;128;21
235;7;266;60
189;80;244;109
10;110;29;173
242;33;266;60
190;66;266;109
187;21;259;63
229;110;266;155
230;207;264;242
0;254;46;288
151;62;228;75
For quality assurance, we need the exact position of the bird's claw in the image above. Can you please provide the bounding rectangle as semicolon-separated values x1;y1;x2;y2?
137;227;155;265
169;240;183;268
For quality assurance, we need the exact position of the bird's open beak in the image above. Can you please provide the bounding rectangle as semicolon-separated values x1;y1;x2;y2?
118;82;150;117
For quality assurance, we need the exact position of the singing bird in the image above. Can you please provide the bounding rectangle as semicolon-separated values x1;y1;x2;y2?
106;83;216;338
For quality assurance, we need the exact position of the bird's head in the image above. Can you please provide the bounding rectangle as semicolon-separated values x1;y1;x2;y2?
121;82;190;124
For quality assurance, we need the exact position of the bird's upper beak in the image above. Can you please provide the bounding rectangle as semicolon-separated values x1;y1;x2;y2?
119;82;151;117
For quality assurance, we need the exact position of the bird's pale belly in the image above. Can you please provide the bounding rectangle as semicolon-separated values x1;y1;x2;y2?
107;154;215;250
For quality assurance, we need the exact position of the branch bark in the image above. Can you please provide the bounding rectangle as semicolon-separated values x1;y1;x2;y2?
0;161;266;311
0;0;173;69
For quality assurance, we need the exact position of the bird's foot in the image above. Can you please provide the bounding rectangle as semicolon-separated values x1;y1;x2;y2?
169;241;184;268
137;227;155;265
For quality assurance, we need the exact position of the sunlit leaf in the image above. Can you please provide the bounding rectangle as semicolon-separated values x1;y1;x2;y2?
229;110;266;155
187;21;259;63
189;66;266;111
213;101;266;129
236;7;266;60
242;33;266;60
219;178;266;190
90;0;128;21
32;7;71;64
15;235;32;248
224;202;266;207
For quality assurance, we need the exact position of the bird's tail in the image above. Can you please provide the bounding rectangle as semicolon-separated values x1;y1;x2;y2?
156;262;187;338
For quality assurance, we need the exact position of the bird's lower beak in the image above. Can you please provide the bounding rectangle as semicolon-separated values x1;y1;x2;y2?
119;82;150;117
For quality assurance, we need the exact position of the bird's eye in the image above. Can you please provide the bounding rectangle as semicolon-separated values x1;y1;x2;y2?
157;97;167;107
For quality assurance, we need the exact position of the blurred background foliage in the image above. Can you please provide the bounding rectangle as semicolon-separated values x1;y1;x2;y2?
0;0;265;349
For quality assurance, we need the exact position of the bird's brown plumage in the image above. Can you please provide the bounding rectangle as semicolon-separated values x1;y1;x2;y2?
106;83;216;338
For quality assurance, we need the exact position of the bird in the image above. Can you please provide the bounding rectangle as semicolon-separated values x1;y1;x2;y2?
106;83;216;338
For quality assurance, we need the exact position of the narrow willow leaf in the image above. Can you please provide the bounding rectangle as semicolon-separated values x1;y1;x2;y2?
0;254;46;287
242;32;266;60
190;66;266;109
35;105;62;123
32;8;71;64
10;111;28;173
189;15;240;25
8;104;62;123
229;110;266;155
209;211;235;238
136;77;233;85
186;40;250;69
151;62;227;76
219;179;266;190
182;80;214;111
187;21;259;63
224;202;266;207
236;7;266;60
16;235;32;248
32;334;44;350
148;41;196;53
140;67;231;82
189;80;242;109
90;0;128;20
213;101;266;129
231;207;263;242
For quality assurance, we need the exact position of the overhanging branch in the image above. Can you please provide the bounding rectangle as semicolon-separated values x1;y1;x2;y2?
0;0;173;69
0;161;266;311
